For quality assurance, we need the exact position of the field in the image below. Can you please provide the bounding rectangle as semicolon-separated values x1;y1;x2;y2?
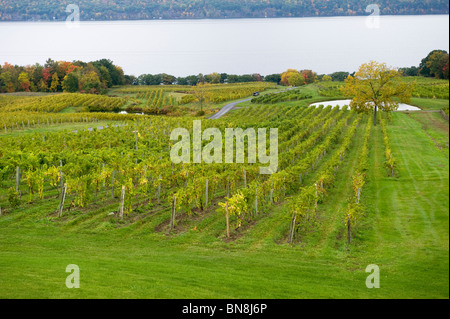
0;78;448;299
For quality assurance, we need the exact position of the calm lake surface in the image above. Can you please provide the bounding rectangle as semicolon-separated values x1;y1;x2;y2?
0;15;448;76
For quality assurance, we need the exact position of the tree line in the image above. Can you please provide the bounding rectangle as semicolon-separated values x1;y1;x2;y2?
0;59;128;94
135;73;279;86
400;50;449;80
2;49;447;94
0;0;448;21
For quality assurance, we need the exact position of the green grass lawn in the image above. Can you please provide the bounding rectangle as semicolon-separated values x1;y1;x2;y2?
407;111;449;157
361;112;449;298
409;98;449;111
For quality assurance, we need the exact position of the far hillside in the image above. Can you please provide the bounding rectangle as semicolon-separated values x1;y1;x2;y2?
0;0;448;21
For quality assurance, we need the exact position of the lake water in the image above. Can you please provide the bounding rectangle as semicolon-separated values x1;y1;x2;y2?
310;100;422;111
0;15;448;76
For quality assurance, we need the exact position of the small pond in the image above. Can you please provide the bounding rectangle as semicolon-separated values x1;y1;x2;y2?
310;100;421;111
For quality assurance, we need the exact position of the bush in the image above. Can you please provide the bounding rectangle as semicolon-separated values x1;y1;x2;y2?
8;187;20;208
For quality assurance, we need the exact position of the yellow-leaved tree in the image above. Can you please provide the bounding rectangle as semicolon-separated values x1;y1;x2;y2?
192;82;212;112
341;61;414;126
281;69;305;87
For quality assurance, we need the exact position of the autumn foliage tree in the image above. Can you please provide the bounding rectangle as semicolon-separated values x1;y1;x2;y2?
281;69;302;87
301;70;317;84
18;72;31;92
341;61;414;126
50;73;60;92
419;50;449;79
192;82;213;112
0;59;126;94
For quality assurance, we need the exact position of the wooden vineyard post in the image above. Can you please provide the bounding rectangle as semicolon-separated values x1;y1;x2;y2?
314;183;318;209
288;212;297;244
158;175;162;202
347;216;351;245
16;166;20;193
170;195;176;231
254;185;258;215
111;171;116;199
204;179;209;210
58;184;67;218
226;201;230;239
244;170;247;188
59;161;64;196
0;206;2;217
102;164;106;187
270;181;274;204
119;186;125;220
134;130;138;151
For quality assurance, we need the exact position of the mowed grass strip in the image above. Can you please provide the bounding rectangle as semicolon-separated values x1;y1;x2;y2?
361;112;448;298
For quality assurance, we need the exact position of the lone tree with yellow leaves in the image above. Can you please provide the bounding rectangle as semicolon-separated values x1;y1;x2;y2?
192;82;213;112
341;61;414;126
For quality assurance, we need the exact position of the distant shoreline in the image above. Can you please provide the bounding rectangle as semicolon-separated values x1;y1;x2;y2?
0;13;448;24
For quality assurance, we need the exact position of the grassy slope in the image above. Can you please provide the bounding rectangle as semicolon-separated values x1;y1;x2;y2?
0;80;449;298
409;98;449;111
362;113;449;297
0;111;448;298
407;111;449;157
